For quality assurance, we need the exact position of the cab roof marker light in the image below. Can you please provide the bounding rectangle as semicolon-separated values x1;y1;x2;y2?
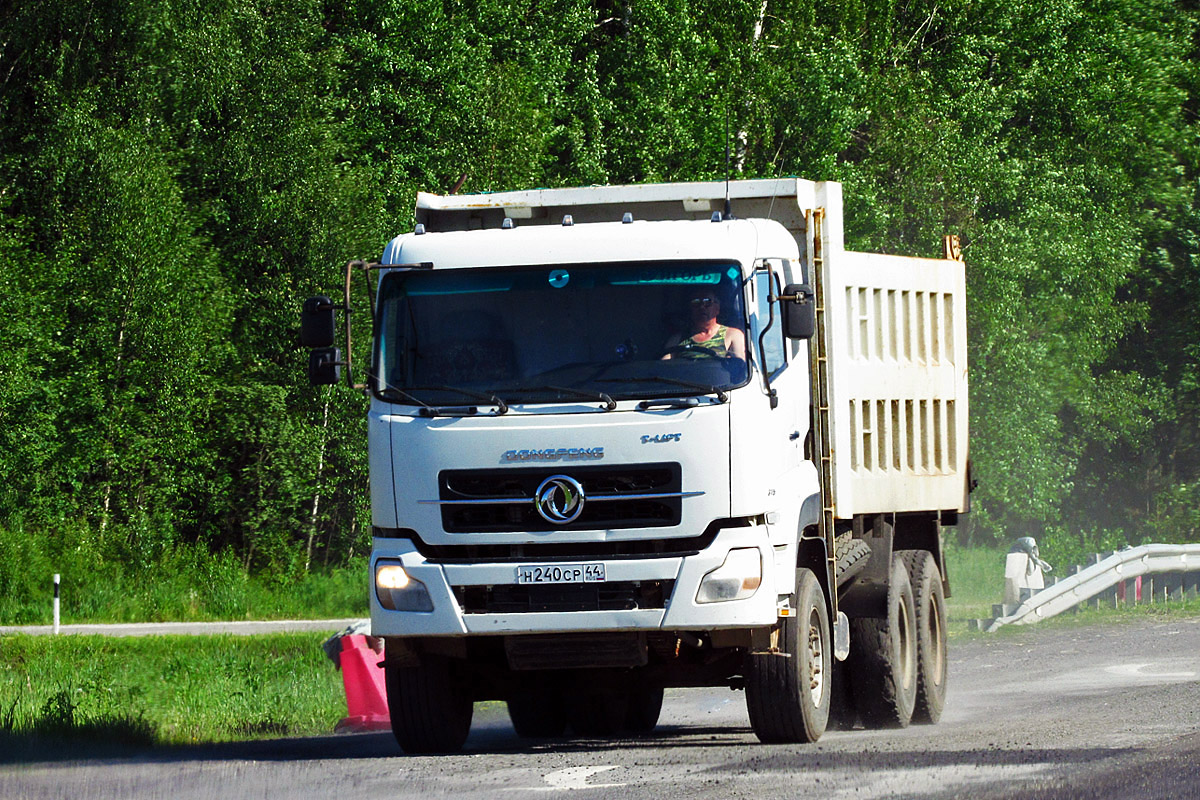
562;214;574;226
622;212;634;224
414;223;426;235
501;217;515;229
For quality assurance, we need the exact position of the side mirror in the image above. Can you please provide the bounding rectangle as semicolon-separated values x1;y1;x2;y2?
781;283;815;340
301;295;337;348
307;347;341;386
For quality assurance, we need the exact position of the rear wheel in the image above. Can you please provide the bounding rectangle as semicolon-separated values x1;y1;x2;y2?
898;549;948;724
566;688;629;736
385;657;474;753
834;533;872;587
624;684;664;734
507;683;568;738
828;534;871;730
849;555;917;728
745;568;831;743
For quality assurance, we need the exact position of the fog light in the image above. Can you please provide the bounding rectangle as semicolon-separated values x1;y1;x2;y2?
696;548;762;604
375;562;434;612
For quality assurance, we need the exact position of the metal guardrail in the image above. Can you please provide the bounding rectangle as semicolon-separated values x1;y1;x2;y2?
986;543;1200;632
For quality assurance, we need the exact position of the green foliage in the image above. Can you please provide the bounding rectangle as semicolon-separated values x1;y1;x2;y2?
1;0;1198;592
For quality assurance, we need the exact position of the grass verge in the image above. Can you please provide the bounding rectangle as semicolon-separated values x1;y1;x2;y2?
0;545;369;625
0;632;344;761
943;542;1006;626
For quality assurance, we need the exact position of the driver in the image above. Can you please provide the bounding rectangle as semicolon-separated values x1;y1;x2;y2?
663;290;746;361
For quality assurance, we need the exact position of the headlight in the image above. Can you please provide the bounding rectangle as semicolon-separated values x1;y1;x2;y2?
696;548;762;604
375;562;434;612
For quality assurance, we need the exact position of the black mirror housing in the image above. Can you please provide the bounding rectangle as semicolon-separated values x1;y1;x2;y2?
781;283;816;340
301;295;337;348
308;347;341;385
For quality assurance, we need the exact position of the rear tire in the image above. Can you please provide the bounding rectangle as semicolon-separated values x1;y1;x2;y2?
507;684;568;738
825;658;858;731
624;684;664;734
898;549;948;724
385;657;474;754
564;690;628;738
745;568;831;743
828;533;870;731
834;533;872;588
849;555;917;728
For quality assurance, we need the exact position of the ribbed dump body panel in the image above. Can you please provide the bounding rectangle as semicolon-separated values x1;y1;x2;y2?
825;251;969;515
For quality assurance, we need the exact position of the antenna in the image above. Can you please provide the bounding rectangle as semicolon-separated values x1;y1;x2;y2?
724;106;732;220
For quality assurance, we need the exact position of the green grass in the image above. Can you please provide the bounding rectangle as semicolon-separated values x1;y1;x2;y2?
0;633;346;759
943;542;1007;624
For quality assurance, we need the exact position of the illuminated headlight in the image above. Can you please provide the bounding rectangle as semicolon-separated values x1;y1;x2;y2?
375;562;434;612
696;548;762;604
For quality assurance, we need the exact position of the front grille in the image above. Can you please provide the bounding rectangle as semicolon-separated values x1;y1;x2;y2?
437;463;682;532
453;580;674;614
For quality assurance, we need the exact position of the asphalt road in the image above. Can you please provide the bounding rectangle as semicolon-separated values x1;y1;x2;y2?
3;616;1199;800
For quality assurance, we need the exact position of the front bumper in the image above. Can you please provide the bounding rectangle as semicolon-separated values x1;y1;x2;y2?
369;524;780;637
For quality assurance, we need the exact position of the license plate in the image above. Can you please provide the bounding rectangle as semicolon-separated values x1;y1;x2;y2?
515;563;606;584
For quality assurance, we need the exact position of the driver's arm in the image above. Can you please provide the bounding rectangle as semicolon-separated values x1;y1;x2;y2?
726;327;747;361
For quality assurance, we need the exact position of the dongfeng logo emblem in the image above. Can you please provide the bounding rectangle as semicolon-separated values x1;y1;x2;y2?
535;475;585;524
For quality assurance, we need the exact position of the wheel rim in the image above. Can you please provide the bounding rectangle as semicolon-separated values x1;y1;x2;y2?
898;592;916;693
929;594;946;686
806;607;825;706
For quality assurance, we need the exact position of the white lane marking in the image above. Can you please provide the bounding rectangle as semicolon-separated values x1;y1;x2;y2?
544;766;625;790
1105;663;1197;680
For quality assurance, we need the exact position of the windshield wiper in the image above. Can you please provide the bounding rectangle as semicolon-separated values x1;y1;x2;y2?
377;386;434;408
636;397;700;410
509;384;617;411
597;376;729;403
388;385;509;415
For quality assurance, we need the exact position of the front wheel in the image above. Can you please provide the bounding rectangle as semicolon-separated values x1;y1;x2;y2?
385;657;474;753
745;568;831;743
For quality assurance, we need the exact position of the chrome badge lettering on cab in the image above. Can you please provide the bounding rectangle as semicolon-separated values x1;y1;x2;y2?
641;433;682;444
502;447;605;463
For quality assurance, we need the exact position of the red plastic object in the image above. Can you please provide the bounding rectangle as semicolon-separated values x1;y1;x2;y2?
336;634;392;732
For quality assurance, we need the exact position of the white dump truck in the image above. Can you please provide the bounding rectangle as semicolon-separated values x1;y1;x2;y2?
300;178;970;752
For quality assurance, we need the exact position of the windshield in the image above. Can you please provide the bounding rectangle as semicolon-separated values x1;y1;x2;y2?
373;260;751;407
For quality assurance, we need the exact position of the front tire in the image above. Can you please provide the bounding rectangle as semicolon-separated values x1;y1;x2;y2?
849;555;917;728
898;549;948;724
745;568;831;743
385;657;474;754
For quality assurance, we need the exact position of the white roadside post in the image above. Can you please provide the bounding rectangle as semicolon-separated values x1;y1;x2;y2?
53;573;60;634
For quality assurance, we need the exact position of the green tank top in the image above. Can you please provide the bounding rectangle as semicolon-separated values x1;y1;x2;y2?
683;325;728;357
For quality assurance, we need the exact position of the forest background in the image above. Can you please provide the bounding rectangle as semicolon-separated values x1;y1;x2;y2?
1;0;1198;619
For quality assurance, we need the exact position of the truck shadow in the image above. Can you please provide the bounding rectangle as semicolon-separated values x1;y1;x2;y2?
0;722;1134;772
